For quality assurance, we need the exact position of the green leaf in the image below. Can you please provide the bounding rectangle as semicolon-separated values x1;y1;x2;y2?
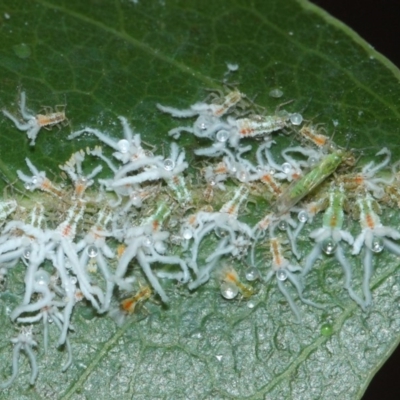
1;0;400;398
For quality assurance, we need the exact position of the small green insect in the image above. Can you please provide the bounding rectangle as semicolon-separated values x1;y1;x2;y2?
273;150;345;215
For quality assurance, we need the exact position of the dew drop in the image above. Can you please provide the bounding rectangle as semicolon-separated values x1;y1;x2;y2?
290;113;303;126
281;162;292;174
145;150;154;158
269;168;276;175
216;130;229;142
298;210;308;223
320;323;333;336
269;88;283;98
31;176;38;185
237;171;248;182
86;245;98;258
182;229;193;240
276;270;287;281
70;277;78;285
143;235;153;247
209;179;216;186
220;282;239;299
195;115;212;131
245;267;259;281
321;238;337;255
215;227;227;238
163;158;175;171
371;237;384;253
247;300;256;309
34;270;50;286
24;183;32;190
23;247;31;259
278;220;287;231
308;156;318;167
117;139;130;153
13;43;31;59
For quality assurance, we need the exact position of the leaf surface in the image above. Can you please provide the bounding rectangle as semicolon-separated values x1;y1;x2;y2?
0;0;399;399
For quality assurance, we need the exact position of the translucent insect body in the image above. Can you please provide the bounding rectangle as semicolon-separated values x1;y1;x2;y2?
2;91;67;145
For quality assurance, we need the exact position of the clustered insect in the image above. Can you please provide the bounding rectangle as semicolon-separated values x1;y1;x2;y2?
0;88;399;388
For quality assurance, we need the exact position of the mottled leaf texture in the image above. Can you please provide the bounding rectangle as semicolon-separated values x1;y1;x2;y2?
0;0;400;399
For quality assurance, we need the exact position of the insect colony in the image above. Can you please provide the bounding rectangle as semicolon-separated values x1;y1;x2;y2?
0;88;399;388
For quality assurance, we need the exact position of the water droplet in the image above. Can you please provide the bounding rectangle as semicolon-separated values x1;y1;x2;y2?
298;210;308;223
220;282;239;299
145;150;154;158
278;220;287;231
269;88;283;98
320;323;333;336
290;113;303;126
195;115;212;131
13;43;31;59
281;162;292;174
245;267;259;281
237;171;248;182
48;318;53;323
117;139;130;153
34;270;50;286
182;229;193;240
215;355;223;361
23;247;31;259
276;270;287;281
371;237;384;253
215;228;227;238
321;238;337;255
143;235;153;247
308;156;318;167
24;183;32;190
163;158;175;171
86;245;98;258
70;277;78;284
269;168;276;175
216;130;229;142
247;300;256;309
31;176;38;185
209;179;216;186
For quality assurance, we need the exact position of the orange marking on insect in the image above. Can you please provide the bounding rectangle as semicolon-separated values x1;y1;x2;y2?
75;180;87;198
61;224;72;238
74;290;84;302
117;244;126;259
261;174;282;194
93;226;103;239
299;125;329;148
220;266;254;298
152;220;160;231
214;162;228;174
225;204;237;215
36;111;66;128
365;213;375;230
329;213;338;228
120;286;152;314
271;238;282;266
258;214;273;230
188;215;197;226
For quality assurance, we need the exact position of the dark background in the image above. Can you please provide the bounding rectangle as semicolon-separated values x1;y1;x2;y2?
310;1;400;399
